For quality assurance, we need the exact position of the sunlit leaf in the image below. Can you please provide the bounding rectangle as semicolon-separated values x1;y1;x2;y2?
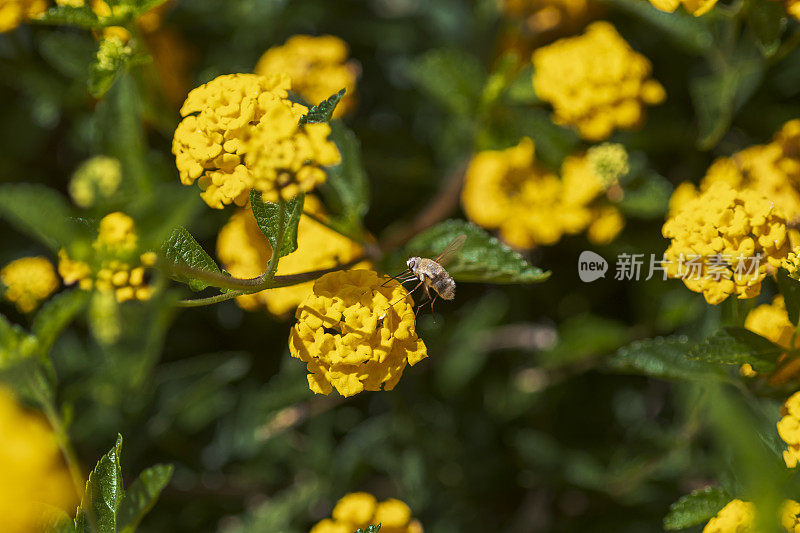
74;435;125;532
406;219;550;283
299;89;345;125
687;327;783;372
250;190;304;259
161;226;223;291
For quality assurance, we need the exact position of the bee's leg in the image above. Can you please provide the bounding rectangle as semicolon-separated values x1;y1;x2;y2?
388;280;424;308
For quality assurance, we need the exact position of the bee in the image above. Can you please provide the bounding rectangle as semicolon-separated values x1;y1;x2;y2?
388;234;466;313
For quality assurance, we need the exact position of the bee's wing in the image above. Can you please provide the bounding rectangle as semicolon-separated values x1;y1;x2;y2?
434;234;466;266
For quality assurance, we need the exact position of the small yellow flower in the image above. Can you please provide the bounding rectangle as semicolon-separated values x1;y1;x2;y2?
587;142;629;187
461;138;623;249
0;0;46;33
311;492;423;533
288;270;427;397
703;498;800;532
255;35;358;117
532;21;665;141
647;0;718;16
0;257;59;313
217;197;368;316
68;156;122;208
58;212;154;303
744;296;800;384
0;388;79;532
663;181;790;305
172;73;340;208
780;391;800;468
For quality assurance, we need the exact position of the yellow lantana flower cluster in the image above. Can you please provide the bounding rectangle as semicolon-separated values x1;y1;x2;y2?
647;0;718;16
0;388;78;533
779;391;800;468
173;73;340;208
217;196;368;316
532;21;666;141
744;296;800;383
288;270;427;397
662;181;790;305
0;257;59;313
0;0;46;32
311;492;423;533
255;35;358;117
58;212;156;303
461;138;623;249
703;499;800;532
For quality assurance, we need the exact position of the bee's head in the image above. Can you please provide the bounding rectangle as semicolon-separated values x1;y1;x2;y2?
406;257;420;270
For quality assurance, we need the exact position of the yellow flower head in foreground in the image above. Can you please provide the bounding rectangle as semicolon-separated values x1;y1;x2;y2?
58;212;156;303
0;388;78;533
217;196;368;315
532;21;666;141
0;0;46;33
703;499;754;532
289;270;427;397
311;492;423;533
780;391;800;468
648;0;718;16
173;73;340;208
255;35;359;117
0;257;59;313
461;138;623;249
69;156;122;208
662;181;790;304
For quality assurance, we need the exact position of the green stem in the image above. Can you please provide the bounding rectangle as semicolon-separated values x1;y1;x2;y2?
265;200;286;280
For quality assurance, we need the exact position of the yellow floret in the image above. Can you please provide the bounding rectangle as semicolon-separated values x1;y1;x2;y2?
532;21;665;141
648;0;718;15
311;492;423;533
0;257;59;313
288;270;427;397
255;35;358;117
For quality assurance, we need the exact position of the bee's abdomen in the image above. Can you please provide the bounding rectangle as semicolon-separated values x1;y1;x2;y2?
432;276;456;300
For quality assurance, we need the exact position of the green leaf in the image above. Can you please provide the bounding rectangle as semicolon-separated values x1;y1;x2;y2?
617;173;672;219
75;435;125;533
687;327;783;373
354;526;381;533
504;63;539;105
601;0;712;54
0;184;76;251
161;227;223;291
35;5;103;29
320;121;369;236
747;0;786;57
607;336;728;382
118;464;174;533
0;313;23;354
777;268;800;325
250;190;305;259
407;48;487;115
663;487;730;530
31;290;90;357
299;88;345;125
690;42;765;149
405;219;550;283
42;508;78;533
39;32;95;80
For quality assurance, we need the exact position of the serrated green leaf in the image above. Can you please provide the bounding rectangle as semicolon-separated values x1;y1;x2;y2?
0;184;76;252
747;0;786;57
75;435;125;533
299;89;345;125
35;6;103;29
320;121;369;236
161;227;223;291
405;220;549;283
31;290;90;357
601;0;712;54
407;48;487;115
607;336;728;382
777;268;800;325
354;525;382;533
663;487;730;530
687;327;783;372
250;190;304;259
118;464;174;533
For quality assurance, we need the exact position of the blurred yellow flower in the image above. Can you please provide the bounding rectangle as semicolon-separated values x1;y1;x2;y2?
172;73;339;208
68;156;122;208
311;492;423;533
58;212;156;303
744;295;800;384
702;499;753;532
255;35;358;117
647;0;718;16
0;388;79;533
532;21;665;141
0;257;59;313
502;0;593;34
780;391;800;468
461;138;623;249
0;0;46;32
217;196;368;315
662;181;790;305
288;270;427;397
